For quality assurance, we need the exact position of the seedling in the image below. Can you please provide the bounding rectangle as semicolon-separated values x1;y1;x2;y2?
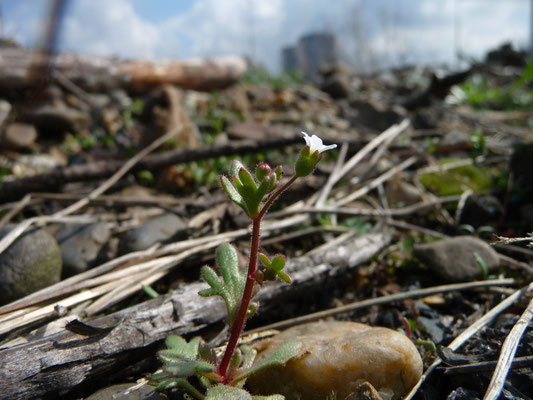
150;132;336;399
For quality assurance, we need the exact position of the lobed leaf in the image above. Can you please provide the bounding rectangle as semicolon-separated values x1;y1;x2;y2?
198;244;247;325
164;335;201;359
220;175;247;213
206;385;253;400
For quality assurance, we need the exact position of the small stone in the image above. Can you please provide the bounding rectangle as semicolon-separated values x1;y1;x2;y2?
346;99;403;133
413;236;500;282
1;122;38;150
446;387;481;400
320;68;353;99
0;226;62;304
26;104;90;135
110;89;133;109
458;195;501;227
510;143;533;186
120;213;187;254
387;180;423;207
345;381;387;400
56;223;111;277
247;321;423;400
0;99;11;127
86;383;165;400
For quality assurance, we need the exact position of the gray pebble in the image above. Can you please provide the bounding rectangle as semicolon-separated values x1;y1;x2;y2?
56;223;111;277
0;226;62;304
414;236;500;282
120;213;187;254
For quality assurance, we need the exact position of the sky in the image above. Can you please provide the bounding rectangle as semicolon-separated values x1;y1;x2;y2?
1;0;531;72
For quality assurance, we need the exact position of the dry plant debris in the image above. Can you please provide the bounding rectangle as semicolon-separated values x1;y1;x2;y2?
0;41;532;400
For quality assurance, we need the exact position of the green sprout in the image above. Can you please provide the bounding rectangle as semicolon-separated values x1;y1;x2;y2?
150;132;336;399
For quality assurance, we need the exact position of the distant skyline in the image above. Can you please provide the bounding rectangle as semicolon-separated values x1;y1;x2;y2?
1;0;530;72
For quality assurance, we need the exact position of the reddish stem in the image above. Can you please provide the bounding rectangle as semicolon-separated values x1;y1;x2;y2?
217;216;261;382
217;175;298;383
258;175;297;219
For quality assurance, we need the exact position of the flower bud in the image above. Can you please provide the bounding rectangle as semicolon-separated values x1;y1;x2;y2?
256;162;272;182
295;132;337;177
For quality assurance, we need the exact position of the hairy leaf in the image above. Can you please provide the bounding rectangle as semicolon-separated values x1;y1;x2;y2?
220;175;247;213
234;345;257;388
198;243;247;324
231;341;302;384
164;335;201;359
205;385;285;400
154;377;205;399
206;385;252;400
163;360;215;378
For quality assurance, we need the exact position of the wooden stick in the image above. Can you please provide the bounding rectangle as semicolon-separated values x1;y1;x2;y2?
483;294;533;400
245;278;516;334
0;137;302;203
404;282;533;400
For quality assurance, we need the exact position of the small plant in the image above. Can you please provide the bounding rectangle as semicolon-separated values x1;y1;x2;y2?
150;132;337;399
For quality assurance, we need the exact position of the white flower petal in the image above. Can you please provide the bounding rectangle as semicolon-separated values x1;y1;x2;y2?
301;131;337;153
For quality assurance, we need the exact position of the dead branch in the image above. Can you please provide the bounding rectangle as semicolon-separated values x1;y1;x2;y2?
0;48;247;92
0;137;301;204
0;232;391;399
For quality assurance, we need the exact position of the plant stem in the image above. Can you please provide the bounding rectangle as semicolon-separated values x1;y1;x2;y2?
217;175;298;383
218;216;261;382
258;175;297;219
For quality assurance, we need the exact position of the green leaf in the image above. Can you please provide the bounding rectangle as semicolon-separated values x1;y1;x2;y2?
473;251;489;280
220;175;247;212
238;167;258;191
199;341;217;364
258;253;271;267
155;378;182;391
274;166;282;181
276;270;292;284
230;160;245;179
206;385;252;400
162;336;201;360
231;341;302;384
155;377;206;399
270;256;285;272
229;347;243;372
198;244;247;325
163;359;215;378
252;396;285;400
234;345;257;388
258;254;291;284
198;266;221;297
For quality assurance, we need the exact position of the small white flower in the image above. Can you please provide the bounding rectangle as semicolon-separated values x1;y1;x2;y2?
301;132;337;153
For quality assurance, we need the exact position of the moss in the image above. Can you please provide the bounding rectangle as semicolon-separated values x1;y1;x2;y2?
419;160;493;196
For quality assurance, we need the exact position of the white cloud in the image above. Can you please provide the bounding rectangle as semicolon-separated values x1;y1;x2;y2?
59;0;170;59
2;0;529;72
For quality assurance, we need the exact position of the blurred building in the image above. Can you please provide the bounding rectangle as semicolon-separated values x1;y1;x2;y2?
281;32;337;82
281;46;300;72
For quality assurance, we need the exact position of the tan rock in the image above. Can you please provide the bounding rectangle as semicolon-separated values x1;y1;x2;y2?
1;122;37;150
140;84;199;148
247;321;422;400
